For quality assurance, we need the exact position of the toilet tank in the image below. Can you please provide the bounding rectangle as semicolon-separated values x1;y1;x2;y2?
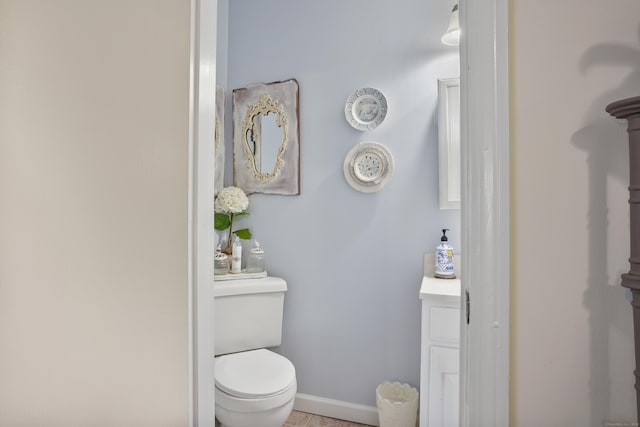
214;276;287;356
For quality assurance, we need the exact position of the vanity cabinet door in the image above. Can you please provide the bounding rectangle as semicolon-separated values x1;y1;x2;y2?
428;346;459;427
420;289;460;427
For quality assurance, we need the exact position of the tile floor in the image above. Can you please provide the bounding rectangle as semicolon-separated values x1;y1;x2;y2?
283;410;373;427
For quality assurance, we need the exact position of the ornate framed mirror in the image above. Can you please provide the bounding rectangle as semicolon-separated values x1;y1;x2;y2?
232;79;300;195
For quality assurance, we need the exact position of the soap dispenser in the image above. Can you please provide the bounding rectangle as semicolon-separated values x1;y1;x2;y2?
435;229;455;279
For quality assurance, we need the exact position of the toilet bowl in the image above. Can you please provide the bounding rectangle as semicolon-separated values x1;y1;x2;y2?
214;277;296;426
215;349;297;427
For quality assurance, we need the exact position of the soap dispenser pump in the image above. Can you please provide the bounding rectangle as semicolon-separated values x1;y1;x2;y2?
435;229;455;279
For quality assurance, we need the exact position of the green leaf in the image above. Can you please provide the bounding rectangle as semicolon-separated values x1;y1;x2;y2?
214;213;230;230
234;228;252;239
234;211;250;217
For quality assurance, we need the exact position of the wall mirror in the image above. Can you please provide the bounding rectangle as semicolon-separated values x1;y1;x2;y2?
214;84;225;195
232;79;300;195
437;77;460;209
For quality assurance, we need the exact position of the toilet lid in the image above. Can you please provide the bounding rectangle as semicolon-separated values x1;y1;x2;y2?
215;349;296;399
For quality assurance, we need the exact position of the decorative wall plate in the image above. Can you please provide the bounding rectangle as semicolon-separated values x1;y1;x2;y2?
344;88;388;131
343;141;394;193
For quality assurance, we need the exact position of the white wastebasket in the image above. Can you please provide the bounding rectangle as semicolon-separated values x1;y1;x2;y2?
376;381;419;427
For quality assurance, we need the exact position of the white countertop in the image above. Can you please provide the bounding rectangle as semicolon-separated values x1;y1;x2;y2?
420;275;461;298
419;253;461;299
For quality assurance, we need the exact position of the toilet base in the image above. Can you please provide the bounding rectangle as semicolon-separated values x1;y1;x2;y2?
215;398;294;427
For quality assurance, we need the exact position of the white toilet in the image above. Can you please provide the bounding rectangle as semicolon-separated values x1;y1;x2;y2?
214;276;297;427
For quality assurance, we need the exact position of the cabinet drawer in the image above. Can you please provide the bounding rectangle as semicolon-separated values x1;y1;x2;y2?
429;306;460;342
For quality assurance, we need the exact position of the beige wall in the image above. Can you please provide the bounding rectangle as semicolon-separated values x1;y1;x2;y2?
0;1;191;426
511;0;640;425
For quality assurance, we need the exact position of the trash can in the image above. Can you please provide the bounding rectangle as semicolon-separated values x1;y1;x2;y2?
376;381;419;427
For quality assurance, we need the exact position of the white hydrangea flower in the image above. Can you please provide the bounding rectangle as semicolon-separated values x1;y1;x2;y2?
215;186;249;213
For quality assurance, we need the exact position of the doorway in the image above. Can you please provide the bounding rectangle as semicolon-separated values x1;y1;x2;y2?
189;0;510;425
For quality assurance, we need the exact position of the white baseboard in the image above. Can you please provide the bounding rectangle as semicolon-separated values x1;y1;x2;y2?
293;393;380;426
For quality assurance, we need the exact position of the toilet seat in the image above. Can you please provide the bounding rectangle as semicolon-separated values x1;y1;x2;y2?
215;349;296;399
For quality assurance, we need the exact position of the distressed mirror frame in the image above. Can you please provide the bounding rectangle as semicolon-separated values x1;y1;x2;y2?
232;79;300;195
214;85;225;195
437;77;461;209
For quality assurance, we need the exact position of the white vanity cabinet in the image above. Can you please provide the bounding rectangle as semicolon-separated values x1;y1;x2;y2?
419;255;461;427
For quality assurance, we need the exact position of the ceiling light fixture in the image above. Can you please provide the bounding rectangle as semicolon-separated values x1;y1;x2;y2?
441;4;460;47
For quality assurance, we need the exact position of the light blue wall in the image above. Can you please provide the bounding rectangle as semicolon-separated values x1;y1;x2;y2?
221;0;460;407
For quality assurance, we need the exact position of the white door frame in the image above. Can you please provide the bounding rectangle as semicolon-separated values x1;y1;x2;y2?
459;0;510;426
187;0;510;424
189;0;217;425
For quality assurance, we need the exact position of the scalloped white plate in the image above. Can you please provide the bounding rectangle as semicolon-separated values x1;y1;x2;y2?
343;141;394;193
344;88;388;131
